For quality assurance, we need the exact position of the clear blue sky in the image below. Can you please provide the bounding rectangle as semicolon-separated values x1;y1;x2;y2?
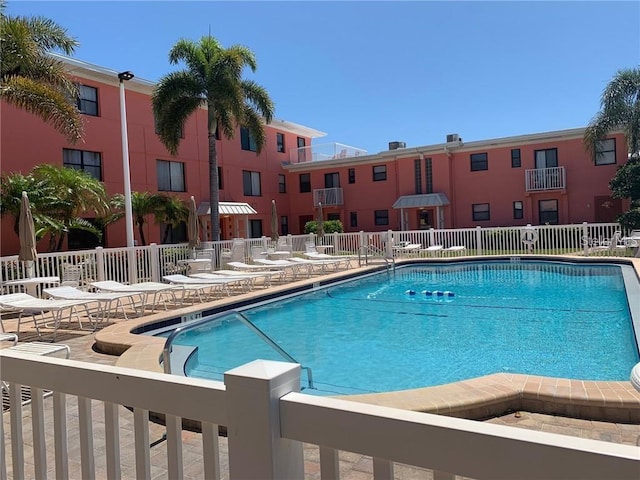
8;1;640;153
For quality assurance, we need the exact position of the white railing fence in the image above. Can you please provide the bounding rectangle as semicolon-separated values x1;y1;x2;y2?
1;354;637;480
1;223;634;289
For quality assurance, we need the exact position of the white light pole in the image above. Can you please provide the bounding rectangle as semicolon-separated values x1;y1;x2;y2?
118;71;135;248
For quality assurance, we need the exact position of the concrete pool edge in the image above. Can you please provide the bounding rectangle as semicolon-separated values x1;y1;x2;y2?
96;255;640;423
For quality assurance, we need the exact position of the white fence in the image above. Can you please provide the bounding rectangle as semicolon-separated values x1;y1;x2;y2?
1;354;637;480
1;223;635;289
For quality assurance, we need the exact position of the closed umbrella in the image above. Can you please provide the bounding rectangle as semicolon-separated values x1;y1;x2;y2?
187;196;200;254
18;191;38;278
316;202;324;239
270;200;279;243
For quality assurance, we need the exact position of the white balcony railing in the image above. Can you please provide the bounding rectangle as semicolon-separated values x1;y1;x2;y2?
313;187;344;206
525;166;566;191
2;354;637;480
288;142;367;164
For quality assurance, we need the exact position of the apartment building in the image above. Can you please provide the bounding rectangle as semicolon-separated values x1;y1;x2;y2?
0;55;627;255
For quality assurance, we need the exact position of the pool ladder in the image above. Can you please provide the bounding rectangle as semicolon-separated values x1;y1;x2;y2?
361;244;396;274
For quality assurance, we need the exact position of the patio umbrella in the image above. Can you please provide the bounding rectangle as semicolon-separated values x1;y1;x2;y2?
18;191;38;277
270;200;279;243
316;202;324;239
187;196;200;253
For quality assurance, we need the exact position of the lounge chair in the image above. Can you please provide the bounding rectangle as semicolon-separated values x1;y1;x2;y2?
304;242;357;267
420;245;443;257
589;232;629;256
43;286;141;320
287;256;343;273
191;270;281;287
227;261;288;276
0;293;95;341
90;281;182;312
163;274;249;296
392;241;422;257
252;258;309;278
443;245;467;256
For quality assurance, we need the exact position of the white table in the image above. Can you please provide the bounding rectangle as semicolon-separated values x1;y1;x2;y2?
4;276;60;298
178;258;213;273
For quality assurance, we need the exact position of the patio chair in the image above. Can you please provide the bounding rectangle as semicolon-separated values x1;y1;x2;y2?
303;242;357;267
0;293;95;341
589;232;628;255
163;274;250;296
43;286;141;320
90;281;182;312
419;245;444;257
392;241;422;257
193;270;283;287
60;264;83;288
443;245;467;256
252;258;309;278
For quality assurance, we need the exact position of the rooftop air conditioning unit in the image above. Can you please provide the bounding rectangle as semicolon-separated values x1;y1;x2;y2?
389;141;406;150
446;133;461;143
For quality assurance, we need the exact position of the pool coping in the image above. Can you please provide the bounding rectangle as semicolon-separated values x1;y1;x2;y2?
95;255;640;423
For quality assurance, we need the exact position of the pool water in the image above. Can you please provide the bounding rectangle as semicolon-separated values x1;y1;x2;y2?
171;261;639;395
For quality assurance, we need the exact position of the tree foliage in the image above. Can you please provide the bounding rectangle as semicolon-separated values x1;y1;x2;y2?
304;219;344;235
609;153;640;229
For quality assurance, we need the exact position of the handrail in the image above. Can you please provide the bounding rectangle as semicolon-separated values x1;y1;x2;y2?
163;310;315;389
362;244;395;272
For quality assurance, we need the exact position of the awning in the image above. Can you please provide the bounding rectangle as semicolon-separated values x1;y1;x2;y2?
197;201;258;216
392;193;450;209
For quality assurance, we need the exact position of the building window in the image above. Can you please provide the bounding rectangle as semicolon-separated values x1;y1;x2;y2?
77;84;98;116
470;152;488;171
242;170;261;196
414;158;422;194
63;148;102;180
299;173;311;193
278;174;286;193
534;148;558;168
324;172;340;188
277;133;285;153
472;203;490;221
157;160;185;192
513;201;524;219
240;127;257;152
374;210;389;226
372;165;387;181
539;199;559;225
425;157;433;193
511;149;521;168
218;166;223;190
161;222;187;244
297;136;306;162
249;219;263;238
350;212;358;228
280;216;289;235
595;138;616;165
348;168;355;184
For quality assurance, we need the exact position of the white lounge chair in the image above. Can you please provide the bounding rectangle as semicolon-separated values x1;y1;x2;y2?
420;245;443;257
443;245;467;256
392;242;422;257
90;281;182;312
163;274;249;296
287;256;343;273
191;270;281;287
0;293;95;341
43;286;141;320
227;261;288;275
252;258;309;278
304;242;357;267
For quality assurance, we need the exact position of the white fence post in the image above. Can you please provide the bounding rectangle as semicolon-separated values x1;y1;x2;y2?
225;360;304;480
583;222;590;256
127;247;137;284
386;229;394;258
475;226;483;255
149;243;160;282
95;247;106;282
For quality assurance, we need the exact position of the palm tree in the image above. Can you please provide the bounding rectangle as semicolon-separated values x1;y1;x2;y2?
152;35;274;241
584;67;640;159
111;191;167;246
155;195;189;244
0;1;83;142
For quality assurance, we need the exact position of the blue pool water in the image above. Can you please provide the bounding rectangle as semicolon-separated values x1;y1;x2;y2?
168;261;639;395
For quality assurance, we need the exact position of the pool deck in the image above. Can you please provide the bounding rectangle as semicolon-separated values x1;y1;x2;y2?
89;255;640;424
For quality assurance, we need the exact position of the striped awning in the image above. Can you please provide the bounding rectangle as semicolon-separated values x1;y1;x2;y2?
392;193;450;209
197;202;257;216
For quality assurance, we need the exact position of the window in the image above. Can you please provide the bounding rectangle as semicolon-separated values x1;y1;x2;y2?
470;153;488;171
77;85;98;116
328;213;340;221
68;218;103;250
414;159;422;194
280;216;289;236
157;160;185;192
511;149;521;168
240;127;257;152
278;174;286;193
297;137;306;162
161;222;187;244
218;166;223;190
513;201;524;219
350;212;358;228
63;148;102;180
242;170;261;196
299;173;311;193
277;133;285;153
374;210;389;226
539;199;559;225
249;219;263;238
472;203;490;221
425;157;433;193
372;165;387;181
534;148;558;168
348;168;355;184
324;172;340;188
595;138;616;165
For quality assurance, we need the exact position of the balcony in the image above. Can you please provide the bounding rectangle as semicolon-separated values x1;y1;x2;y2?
313;187;343;206
289;142;367;164
525;166;566;191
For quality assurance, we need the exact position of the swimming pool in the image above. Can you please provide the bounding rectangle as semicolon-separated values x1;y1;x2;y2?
163;260;640;395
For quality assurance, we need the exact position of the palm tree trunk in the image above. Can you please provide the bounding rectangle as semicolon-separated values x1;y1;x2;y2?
137;220;146;246
208;111;220;242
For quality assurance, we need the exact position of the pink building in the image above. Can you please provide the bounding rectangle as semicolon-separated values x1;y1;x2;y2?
0;55;627;255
